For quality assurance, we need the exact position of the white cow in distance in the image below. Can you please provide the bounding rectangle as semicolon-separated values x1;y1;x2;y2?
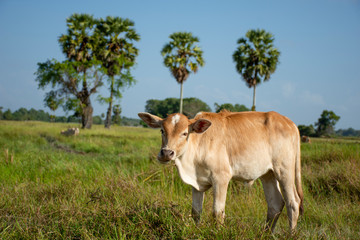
138;111;303;232
60;127;80;136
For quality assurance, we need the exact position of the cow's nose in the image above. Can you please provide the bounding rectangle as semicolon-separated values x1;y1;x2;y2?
161;149;175;159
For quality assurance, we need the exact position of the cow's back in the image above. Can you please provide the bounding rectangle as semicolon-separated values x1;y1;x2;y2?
192;111;299;180
195;111;298;144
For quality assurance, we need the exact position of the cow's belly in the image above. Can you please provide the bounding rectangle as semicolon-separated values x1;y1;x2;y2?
230;154;272;181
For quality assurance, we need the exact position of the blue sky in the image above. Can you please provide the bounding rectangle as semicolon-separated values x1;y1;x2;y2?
0;0;359;129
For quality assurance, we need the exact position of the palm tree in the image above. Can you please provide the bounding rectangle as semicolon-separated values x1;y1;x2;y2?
58;14;96;66
233;29;280;111
95;16;139;128
58;13;99;128
161;32;204;114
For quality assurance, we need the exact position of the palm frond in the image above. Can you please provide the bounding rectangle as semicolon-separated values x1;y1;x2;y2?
233;29;280;87
161;32;204;83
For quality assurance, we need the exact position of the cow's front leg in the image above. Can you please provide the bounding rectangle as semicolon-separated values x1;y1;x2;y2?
212;178;230;224
192;187;204;224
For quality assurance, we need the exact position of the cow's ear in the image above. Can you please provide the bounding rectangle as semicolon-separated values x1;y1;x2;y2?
138;112;163;128
190;119;212;134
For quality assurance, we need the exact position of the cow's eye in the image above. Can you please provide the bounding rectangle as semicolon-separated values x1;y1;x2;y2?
182;132;188;137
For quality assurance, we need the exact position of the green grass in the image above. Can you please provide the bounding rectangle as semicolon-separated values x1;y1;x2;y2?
0;120;359;239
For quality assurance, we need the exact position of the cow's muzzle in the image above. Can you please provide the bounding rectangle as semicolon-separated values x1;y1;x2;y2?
157;148;175;164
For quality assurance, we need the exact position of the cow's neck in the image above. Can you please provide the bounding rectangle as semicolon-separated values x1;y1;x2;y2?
174;134;205;191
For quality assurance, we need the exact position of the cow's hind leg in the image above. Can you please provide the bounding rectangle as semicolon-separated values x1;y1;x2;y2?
277;171;301;232
260;171;285;232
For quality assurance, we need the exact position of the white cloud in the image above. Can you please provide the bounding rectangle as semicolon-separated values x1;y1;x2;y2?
282;82;295;98
192;85;231;103
231;90;252;103
213;88;232;103
301;91;325;106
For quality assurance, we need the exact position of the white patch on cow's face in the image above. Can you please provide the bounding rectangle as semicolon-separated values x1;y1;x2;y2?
171;114;181;126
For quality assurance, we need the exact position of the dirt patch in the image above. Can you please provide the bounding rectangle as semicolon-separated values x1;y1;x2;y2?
41;134;86;155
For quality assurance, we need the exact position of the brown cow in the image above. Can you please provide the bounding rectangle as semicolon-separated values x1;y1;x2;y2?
138;111;303;232
301;135;311;143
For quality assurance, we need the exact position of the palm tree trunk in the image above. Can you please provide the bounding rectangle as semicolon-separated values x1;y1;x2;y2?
251;70;258;111
179;82;184;114
105;99;113;129
81;70;93;129
252;84;256;111
105;77;114;129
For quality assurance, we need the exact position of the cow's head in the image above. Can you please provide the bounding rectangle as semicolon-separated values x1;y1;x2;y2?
138;112;212;164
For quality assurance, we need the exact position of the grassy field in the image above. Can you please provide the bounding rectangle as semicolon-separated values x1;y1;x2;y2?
0;120;359;239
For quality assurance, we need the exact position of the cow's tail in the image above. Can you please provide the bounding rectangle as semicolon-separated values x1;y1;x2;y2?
295;135;304;215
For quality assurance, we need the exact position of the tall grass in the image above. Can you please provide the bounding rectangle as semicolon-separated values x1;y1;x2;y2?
0;121;359;239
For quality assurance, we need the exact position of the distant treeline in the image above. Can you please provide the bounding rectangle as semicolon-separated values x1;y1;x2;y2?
298;125;360;137
296;124;359;138
335;128;360;137
1;106;359;136
0;107;141;127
